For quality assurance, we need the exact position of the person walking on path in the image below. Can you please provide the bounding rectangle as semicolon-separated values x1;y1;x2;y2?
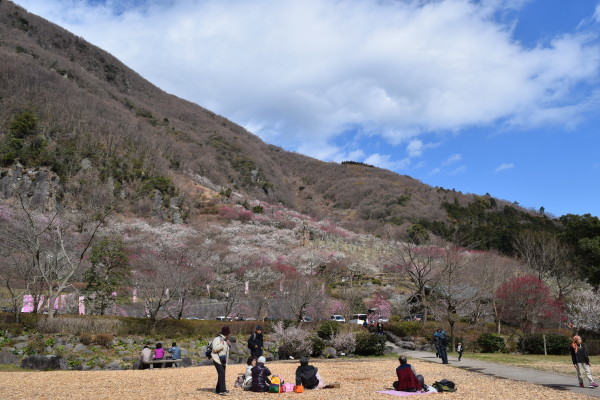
211;326;231;396
433;330;441;358
435;329;449;364
248;325;264;357
456;342;463;361
571;335;598;388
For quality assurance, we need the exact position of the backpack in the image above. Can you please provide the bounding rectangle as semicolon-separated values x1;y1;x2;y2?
205;339;214;359
269;375;282;393
440;333;449;346
433;379;456;392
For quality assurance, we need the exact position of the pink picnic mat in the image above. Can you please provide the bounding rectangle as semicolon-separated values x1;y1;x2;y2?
377;390;434;396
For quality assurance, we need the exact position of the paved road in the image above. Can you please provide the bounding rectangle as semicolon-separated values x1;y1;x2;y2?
399;349;600;397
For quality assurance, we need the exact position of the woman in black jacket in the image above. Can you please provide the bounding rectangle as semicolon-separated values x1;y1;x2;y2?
571;335;598;388
251;356;271;392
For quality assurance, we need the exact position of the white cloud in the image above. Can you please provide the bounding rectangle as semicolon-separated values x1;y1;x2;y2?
429;168;441;175
448;166;467;175
442;153;463;166
595;4;600;22
406;140;424;157
14;0;600;160
495;163;515;172
363;154;411;171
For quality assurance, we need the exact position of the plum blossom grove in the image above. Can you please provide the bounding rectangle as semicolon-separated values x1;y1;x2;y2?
0;194;592;335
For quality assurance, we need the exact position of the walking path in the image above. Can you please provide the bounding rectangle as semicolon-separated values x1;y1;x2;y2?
400;349;600;398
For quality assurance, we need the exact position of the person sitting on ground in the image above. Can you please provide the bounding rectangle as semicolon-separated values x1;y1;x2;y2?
393;355;425;392
139;345;152;370
295;357;339;389
571;335;599;388
251;356;271;392
167;342;181;360
242;356;257;391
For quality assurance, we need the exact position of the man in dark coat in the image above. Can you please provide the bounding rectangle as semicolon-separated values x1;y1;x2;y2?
295;357;321;389
248;326;264;357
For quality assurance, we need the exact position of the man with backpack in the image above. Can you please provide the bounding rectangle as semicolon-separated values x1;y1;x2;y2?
435;329;449;364
248;325;264;357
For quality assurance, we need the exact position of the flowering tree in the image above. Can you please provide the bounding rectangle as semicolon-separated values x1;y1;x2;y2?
567;288;600;333
495;275;564;338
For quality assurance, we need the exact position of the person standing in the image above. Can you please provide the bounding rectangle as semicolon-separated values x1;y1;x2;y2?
433;330;441;358
436;329;449;364
211;326;231;396
571;335;598;388
248;325;264;357
456;342;463;361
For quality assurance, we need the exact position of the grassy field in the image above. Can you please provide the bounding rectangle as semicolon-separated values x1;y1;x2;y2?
463;352;600;375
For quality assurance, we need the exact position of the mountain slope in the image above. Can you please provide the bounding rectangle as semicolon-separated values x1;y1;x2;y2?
0;0;553;246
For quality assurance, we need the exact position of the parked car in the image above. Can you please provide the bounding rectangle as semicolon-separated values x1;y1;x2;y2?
378;318;390;323
351;313;368;322
215;316;231;321
302;316;313;322
330;315;346;322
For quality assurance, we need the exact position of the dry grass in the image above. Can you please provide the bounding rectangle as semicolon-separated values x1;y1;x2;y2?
0;358;596;400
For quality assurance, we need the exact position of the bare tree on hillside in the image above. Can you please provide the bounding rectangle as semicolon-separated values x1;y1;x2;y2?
282;276;328;323
514;230;579;299
0;195;108;318
384;236;440;322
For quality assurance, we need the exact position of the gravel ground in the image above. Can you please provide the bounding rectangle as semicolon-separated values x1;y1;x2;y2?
0;358;596;400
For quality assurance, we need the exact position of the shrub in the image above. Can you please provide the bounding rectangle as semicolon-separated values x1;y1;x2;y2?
355;333;386;356
271;322;312;359
37;316;122;336
477;333;505;353
385;321;421;337
329;332;356;354
310;336;325;357
94;334;114;348
317;321;340;340
519;334;570;355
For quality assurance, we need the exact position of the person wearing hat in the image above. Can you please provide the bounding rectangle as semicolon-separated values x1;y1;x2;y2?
251;356;272;392
248;325;264;357
211;326;231;396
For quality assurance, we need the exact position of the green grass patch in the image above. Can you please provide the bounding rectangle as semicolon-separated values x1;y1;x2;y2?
0;364;24;372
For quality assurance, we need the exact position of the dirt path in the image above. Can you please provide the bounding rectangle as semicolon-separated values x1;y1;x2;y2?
0;358;596;400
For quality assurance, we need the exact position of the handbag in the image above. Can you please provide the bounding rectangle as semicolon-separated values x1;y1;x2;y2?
282;383;295;392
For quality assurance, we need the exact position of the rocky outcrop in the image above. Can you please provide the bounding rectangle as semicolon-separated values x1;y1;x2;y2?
21;355;64;370
0;165;60;211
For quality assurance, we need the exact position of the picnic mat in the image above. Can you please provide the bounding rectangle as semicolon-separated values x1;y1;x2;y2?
377;390;434;396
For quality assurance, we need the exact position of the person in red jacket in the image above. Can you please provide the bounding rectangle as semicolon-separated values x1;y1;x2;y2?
393;355;425;392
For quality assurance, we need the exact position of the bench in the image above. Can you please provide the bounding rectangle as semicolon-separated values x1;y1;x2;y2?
145;359;182;368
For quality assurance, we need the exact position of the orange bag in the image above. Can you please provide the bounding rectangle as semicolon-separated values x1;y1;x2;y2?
293;385;304;393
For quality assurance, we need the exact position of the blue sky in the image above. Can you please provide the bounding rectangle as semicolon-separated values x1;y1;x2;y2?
14;0;600;218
